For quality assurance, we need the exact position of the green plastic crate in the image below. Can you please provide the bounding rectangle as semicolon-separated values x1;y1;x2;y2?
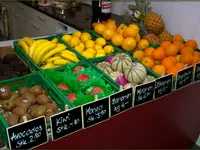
0;71;72;148
43;60;119;108
14;35;83;72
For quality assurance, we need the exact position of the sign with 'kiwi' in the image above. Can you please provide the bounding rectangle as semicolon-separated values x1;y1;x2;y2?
194;62;200;82
50;106;83;141
110;88;133;117
175;66;194;90
82;97;109;129
155;74;173;99
6;116;48;150
134;81;155;107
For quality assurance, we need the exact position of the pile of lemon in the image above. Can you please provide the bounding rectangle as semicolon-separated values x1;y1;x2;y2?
61;31;114;59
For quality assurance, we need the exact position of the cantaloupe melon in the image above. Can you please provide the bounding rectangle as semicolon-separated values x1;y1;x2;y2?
142;75;155;84
97;61;113;75
123;83;137;90
109;71;128;86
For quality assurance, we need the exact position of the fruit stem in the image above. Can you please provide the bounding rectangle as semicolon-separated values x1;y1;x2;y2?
65;105;68;110
22;116;28;122
94;95;98;101
120;85;123;91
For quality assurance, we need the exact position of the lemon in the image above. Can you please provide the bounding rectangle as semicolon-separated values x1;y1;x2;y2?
82;51;94;58
69;37;80;48
94;44;102;50
72;31;82;38
104;45;114;55
85;48;96;55
81;33;92;43
95;38;106;47
95;52;106;58
74;46;84;53
62;34;72;43
96;48;106;54
78;42;85;50
85;40;95;49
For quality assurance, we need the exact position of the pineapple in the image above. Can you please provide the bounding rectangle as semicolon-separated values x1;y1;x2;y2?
144;12;165;35
158;29;172;43
143;34;160;44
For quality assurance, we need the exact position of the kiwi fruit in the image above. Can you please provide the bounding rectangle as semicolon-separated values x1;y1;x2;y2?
28;104;38;114
30;85;43;96
0;107;5;113
18;86;30;96
9;60;21;68
52;102;58;110
22;93;36;105
37;95;51;105
15;66;29;73
2;100;16;111
41;90;48;96
3;54;17;64
9;93;19;101
0;64;13;72
0;86;11;100
19;114;32;123
15;98;31;109
45;103;56;113
12;107;27;117
31;105;47;118
45;111;54;123
7;114;19;126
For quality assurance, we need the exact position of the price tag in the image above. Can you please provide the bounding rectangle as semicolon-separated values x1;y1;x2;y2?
50;106;82;141
155;74;173;99
194;62;200;82
110;88;133;117
7;116;48;150
133;81;155;107
82;97;109;129
175;66;194;90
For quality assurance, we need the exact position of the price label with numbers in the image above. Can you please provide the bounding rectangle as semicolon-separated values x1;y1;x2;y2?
50;106;82;141
82;97;109;129
175;66;194;90
194;62;200;82
134;81;155;107
110;88;133;117
7;116;48;150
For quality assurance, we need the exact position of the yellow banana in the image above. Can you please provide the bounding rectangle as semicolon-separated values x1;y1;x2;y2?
34;42;57;65
45;56;63;63
41;62;56;70
22;37;34;47
32;41;51;60
52;38;59;44
41;45;66;63
53;58;71;65
60;53;79;63
57;43;66;47
60;50;77;58
29;39;48;57
18;40;29;54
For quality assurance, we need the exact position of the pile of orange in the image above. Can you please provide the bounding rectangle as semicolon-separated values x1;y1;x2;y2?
133;34;199;78
93;19;149;52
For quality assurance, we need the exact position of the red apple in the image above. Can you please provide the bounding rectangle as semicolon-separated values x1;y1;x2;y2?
73;66;84;74
78;74;90;82
57;83;69;90
67;93;76;102
89;87;104;95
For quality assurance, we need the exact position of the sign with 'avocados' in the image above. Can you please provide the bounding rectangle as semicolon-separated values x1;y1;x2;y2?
110;88;133;117
82;97;109;128
7;116;48;150
155;74;173;99
194;62;200;82
50;106;83;141
134;81;155;106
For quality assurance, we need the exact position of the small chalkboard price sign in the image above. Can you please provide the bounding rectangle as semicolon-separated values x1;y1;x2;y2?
155;74;173;99
6;116;48;150
110;88;133;117
194;62;200;82
134;81;155;107
175;66;194;90
50;106;82;141
82;97;109;129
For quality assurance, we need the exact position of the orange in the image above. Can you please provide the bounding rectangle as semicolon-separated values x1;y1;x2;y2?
111;34;124;46
168;56;177;64
133;50;145;61
94;23;107;35
137;39;149;49
107;19;116;24
175;62;184;70
173;41;184;53
141;56;155;69
155;61;161;65
185;39;198;50
121;37;137;51
152;65;166;76
106;22;117;31
166;66;178;78
172;34;184;43
102;29;116;41
129;24;139;33
123;27;138;38
144;47;155;57
180;46;194;55
152;47;165;61
193;51;200;57
117;24;127;35
135;33;141;43
161;57;176;69
180;53;193;65
175;55;181;62
165;44;178;56
161;41;171;49
191;55;200;66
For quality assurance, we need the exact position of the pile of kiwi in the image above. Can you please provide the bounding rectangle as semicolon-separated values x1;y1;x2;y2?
0;54;31;81
0;85;61;126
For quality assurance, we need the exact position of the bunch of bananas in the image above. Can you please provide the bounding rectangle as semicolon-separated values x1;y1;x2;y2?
61;31;115;59
18;37;79;69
